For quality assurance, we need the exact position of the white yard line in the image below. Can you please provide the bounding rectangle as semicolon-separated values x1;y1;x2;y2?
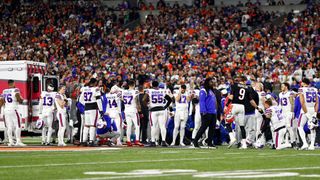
65;173;194;180
0;153;319;169
65;166;320;180
300;174;320;177
0;157;213;169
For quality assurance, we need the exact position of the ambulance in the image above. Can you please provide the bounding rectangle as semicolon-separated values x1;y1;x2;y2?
0;61;59;132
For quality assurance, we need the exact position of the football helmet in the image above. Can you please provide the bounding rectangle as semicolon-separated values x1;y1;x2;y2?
36;119;44;129
96;118;107;129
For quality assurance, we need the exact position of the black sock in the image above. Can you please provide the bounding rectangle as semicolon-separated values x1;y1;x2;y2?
240;126;246;139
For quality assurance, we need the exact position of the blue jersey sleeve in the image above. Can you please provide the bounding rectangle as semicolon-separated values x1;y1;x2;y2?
294;97;301;118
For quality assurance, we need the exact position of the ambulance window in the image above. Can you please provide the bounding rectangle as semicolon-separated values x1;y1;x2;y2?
33;77;39;93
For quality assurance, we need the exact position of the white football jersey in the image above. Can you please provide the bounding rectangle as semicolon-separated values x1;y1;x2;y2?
173;90;189;110
257;91;266;109
278;91;294;113
55;93;67;113
40;91;57;112
104;93;121;113
2;88;20;110
122;89;139;113
299;87;317;113
80;86;101;104
145;89;169;108
265;105;285;130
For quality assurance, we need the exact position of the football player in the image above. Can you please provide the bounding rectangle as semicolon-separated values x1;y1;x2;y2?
143;81;172;147
55;85;68;146
190;88;201;144
263;98;288;150
79;78;104;146
171;85;190;146
2;80;25;146
297;78;318;150
279;83;296;147
104;86;123;145
38;84;57;145
225;76;262;149
122;80;144;147
254;82;266;146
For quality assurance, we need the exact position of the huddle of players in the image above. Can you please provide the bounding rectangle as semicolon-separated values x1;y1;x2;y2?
0;80;69;147
78;78;192;147
79;76;320;150
1;77;318;149
224;76;319;150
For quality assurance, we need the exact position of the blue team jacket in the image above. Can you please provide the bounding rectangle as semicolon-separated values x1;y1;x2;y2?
199;88;217;114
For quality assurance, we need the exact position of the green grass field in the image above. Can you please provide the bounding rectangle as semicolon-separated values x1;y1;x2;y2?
0;138;320;180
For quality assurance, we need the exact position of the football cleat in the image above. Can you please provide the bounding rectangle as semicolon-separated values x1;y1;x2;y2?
58;143;67;147
134;141;144;147
15;142;26;147
239;139;247;149
207;145;217;149
7;143;15;147
127;141;133;147
308;145;315;151
180;142;186;147
161;141;168;147
145;142;156;147
300;144;308;150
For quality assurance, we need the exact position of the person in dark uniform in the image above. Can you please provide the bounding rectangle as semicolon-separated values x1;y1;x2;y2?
244;81;259;146
138;85;149;144
225;76;262;149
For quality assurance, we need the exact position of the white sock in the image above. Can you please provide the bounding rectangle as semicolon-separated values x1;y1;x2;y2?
83;126;89;143
180;125;186;144
127;123;132;142
47;127;53;143
310;130;316;147
172;127;179;144
298;127;307;146
15;127;22;143
58;127;66;144
42;127;47;142
7;127;14;144
89;127;96;141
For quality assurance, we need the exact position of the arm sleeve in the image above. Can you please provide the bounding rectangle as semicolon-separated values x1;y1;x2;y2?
95;88;103;112
39;94;44;114
102;95;108;114
199;90;207;113
164;94;172;109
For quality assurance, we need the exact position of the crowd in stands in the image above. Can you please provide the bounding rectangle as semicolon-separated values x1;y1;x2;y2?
0;0;319;98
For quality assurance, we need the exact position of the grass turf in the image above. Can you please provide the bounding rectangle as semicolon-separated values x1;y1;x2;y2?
0;143;320;180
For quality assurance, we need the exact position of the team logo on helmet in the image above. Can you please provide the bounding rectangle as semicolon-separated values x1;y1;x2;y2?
36;119;44;129
96;118;107;129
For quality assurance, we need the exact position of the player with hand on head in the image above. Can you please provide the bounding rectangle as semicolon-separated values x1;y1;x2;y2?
2;80;25;146
79;78;104;146
171;84;190;146
55;85;68;146
38;84;57;145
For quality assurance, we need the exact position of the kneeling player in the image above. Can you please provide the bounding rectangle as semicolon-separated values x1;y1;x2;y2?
258;99;288;150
